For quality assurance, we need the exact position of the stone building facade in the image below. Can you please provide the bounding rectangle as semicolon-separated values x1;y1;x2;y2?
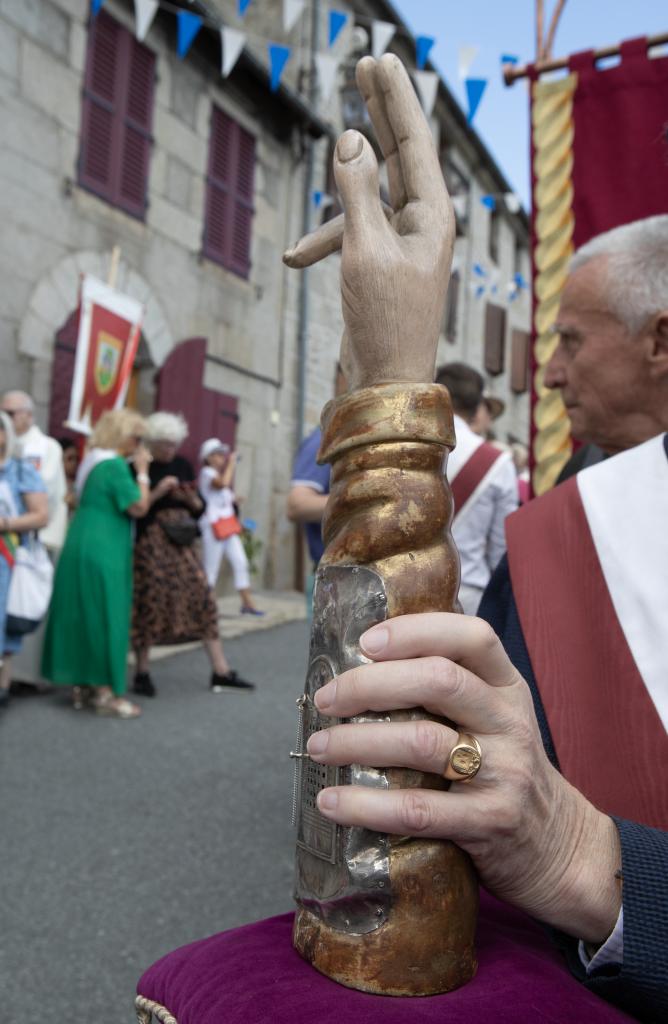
0;0;530;591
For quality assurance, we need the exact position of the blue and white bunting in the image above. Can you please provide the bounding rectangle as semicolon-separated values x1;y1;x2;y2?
268;43;291;92
465;78;487;123
481;194;496;211
314;52;339;103
313;191;334;210
416;35;435;70
504;192;521;214
91;0;105;14
238;0;253;16
220;27;245;78
472;263;487;278
371;20;396;60
328;10;347;47
133;0;158;42
412;70;438;119
501;54;519;66
177;10;202;59
458;44;479;80
283;0;305;33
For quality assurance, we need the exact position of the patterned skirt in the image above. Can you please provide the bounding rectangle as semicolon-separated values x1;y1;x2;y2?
131;510;218;649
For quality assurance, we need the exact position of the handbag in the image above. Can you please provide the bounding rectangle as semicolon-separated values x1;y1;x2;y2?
6;536;54;635
212;515;242;541
159;518;200;546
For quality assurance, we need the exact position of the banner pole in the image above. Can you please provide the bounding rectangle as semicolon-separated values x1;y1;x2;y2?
504;30;668;84
107;246;121;289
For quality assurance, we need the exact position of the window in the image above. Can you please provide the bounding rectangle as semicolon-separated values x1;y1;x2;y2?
203;107;256;278
484;302;507;375
78;10;155;219
443;269;460;343
489;208;501;264
510;329;531;393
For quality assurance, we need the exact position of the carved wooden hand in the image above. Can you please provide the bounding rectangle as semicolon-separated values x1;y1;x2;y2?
284;55;455;391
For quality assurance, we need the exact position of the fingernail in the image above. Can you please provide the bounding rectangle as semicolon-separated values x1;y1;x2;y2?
314;680;337;710
307;731;329;755
360;626;388;655
317;790;338;812
337;131;363;163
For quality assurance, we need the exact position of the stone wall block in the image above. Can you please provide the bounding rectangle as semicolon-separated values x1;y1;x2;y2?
152;107;206;174
0;0;69;59
20;39;81;134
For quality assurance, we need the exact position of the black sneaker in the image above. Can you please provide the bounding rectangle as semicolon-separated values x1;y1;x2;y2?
210;670;255;693
133;672;156;697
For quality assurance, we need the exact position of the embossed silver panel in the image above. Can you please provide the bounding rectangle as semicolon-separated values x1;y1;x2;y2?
293;564;392;934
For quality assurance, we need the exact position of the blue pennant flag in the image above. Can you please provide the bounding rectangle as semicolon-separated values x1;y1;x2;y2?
177;11;202;59
328;10;347;47
501;54;519;66
475;285;486;299
481;194;496;211
513;271;527;289
313;190;323;208
268;43;291;92
238;0;253;15
416;35;435;70
91;0;105;13
473;263;487;278
465;77;487;123
242;518;257;531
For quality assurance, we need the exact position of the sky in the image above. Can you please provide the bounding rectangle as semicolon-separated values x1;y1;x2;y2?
391;0;667;209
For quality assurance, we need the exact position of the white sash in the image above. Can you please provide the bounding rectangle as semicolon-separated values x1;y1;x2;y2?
577;434;668;731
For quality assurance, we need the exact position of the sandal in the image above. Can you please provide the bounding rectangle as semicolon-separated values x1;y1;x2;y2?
93;694;141;719
72;686;93;711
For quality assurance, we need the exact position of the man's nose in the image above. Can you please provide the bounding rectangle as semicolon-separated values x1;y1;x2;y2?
544;344;566;390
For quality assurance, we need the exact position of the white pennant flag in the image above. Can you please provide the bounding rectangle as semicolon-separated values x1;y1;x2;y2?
283;0;305;33
315;52;339;103
504;192;521;214
220;26;246;78
413;69;439;118
458;44;479;80
371;20;396;60
134;0;159;42
451;194;468;219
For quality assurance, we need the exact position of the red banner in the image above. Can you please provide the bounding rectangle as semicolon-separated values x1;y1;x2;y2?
67;275;143;435
569;37;668;248
528;37;668;493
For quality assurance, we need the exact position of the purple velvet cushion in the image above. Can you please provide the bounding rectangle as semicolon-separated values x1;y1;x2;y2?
137;892;633;1023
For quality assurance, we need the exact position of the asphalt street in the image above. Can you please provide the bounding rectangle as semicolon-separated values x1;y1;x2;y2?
0;619;310;1024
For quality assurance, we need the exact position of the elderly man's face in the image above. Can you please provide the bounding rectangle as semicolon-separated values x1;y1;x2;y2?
1;396;33;436
545;256;648;454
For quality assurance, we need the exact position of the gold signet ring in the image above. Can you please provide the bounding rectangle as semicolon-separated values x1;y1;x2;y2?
443;732;482;783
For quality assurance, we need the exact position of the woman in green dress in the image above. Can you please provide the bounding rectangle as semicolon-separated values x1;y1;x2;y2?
42;409;150;718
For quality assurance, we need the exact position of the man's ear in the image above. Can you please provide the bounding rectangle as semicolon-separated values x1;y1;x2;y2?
647;311;668;380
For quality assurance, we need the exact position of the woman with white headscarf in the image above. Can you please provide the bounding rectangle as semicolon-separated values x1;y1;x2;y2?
0;411;48;710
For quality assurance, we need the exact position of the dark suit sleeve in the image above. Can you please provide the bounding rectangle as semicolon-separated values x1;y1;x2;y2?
479;556;668;1022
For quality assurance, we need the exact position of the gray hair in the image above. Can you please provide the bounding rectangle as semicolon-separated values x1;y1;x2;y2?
146;411;189;445
570;215;668;333
0;410;17;464
1;389;34;412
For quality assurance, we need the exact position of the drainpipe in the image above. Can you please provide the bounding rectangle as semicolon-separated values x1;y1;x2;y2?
295;0;321;446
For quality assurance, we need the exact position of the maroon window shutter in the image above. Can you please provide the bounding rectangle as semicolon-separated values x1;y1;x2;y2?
510;329;530;393
484;302;507;376
204;107;255;278
118;36;155;217
79;11;120;198
79;10;154;219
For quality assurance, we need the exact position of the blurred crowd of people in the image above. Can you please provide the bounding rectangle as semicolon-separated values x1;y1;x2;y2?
0;397;260;718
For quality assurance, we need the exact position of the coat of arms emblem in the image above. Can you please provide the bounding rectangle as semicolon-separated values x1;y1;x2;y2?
94;331;123;396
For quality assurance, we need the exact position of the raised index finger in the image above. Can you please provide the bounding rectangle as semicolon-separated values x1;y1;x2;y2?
376;54;447;207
